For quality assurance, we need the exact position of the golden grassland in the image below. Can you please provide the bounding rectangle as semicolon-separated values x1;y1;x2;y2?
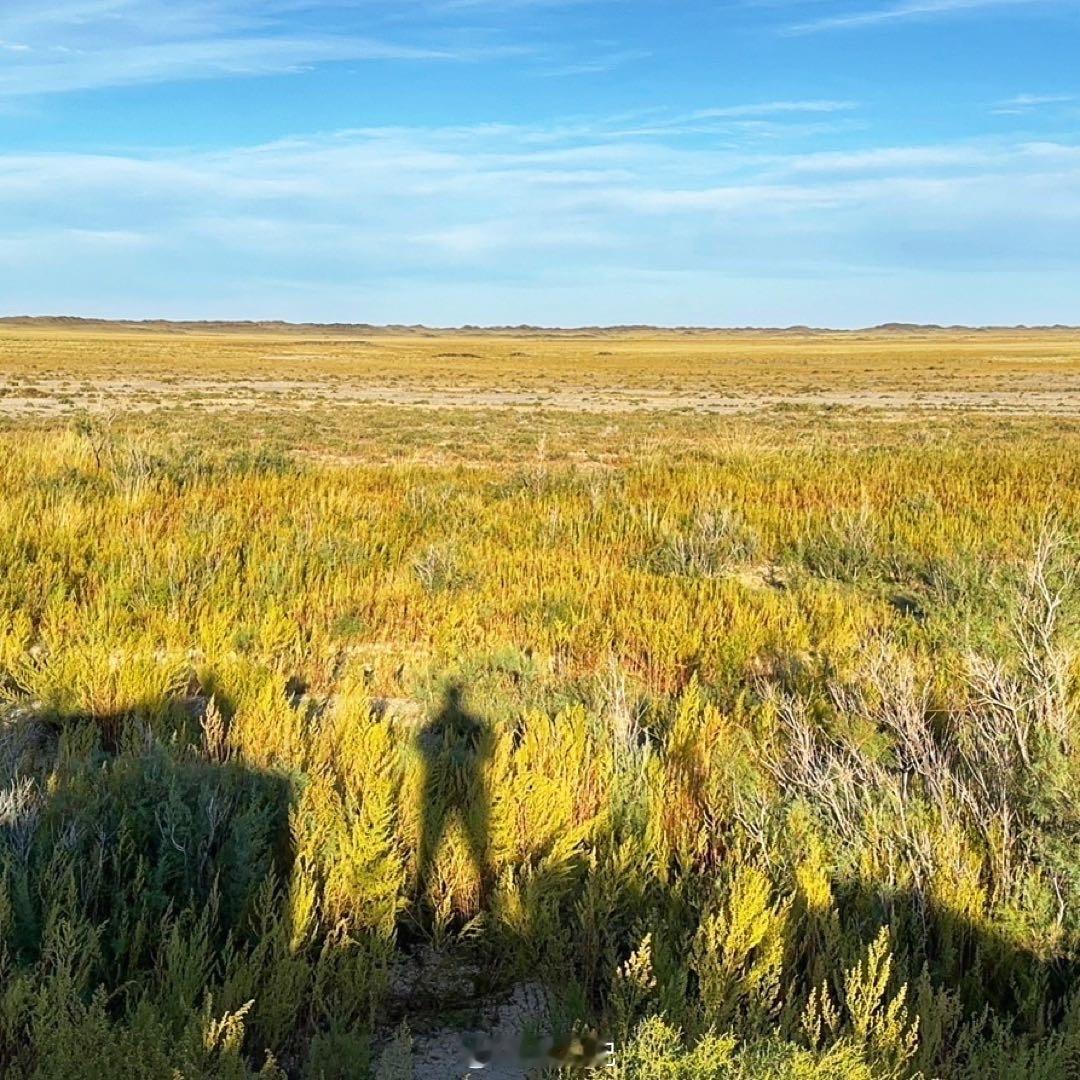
0;328;1079;1077
3;324;1080;396
6;328;1080;406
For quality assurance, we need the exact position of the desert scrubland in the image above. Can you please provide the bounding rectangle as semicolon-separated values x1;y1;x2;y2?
0;325;1079;1077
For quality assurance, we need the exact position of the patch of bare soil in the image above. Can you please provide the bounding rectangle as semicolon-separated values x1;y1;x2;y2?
1;375;1079;417
375;947;558;1078
730;564;789;591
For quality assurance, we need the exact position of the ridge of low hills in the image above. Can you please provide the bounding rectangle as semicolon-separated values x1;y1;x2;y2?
1;315;1077;337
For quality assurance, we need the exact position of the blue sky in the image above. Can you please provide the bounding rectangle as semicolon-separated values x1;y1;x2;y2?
1;0;1078;326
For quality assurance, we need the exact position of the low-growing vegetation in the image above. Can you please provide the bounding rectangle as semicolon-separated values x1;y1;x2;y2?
0;329;1079;1077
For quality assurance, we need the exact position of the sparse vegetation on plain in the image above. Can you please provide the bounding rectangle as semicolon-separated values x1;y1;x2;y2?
0;327;1079;1077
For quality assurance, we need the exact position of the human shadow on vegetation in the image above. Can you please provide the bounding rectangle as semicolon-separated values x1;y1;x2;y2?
415;683;494;910
0;696;298;1074
395;689;1080;1076
4;687;1080;1075
0;701;294;940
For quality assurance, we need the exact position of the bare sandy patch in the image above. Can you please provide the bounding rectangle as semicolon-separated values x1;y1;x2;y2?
0;378;1077;418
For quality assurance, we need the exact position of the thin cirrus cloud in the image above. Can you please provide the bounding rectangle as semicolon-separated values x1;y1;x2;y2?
0;0;529;96
540;47;652;77
0;37;477;97
782;0;1054;34
0;0;661;99
690;101;857;118
2;117;1079;319
991;92;1075;114
3;0;1067;101
585;100;861;141
3;2;1079;323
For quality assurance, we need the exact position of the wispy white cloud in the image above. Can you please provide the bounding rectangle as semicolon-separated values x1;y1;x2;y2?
0;0;667;96
540;47;650;77
0;36;474;97
1;5;1075;324
4;118;1079;323
434;0;608;10
784;0;1052;34
691;100;857;119
991;92;1074;114
0;0;534;96
2;118;1078;272
536;100;862;142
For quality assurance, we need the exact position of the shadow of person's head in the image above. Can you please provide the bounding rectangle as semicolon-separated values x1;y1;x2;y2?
420;682;493;757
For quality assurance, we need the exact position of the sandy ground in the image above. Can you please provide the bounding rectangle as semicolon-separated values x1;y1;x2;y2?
2;376;1080;417
375;946;564;1079
3;327;1079;419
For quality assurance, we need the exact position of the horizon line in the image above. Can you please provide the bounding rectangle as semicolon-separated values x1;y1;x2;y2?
3;315;1079;336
